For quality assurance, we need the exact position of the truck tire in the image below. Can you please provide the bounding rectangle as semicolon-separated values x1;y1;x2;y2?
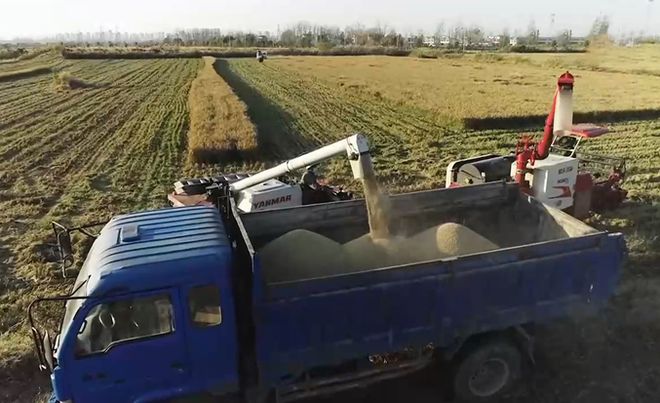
452;338;521;402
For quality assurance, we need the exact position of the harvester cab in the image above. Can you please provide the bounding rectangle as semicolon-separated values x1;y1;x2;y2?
446;71;627;218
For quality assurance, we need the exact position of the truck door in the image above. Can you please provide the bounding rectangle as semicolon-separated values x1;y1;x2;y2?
63;289;190;402
183;283;239;392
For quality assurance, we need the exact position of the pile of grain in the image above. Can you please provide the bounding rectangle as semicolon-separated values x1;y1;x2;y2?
260;223;498;280
399;223;499;262
259;229;348;283
342;223;498;271
343;234;411;270
187;56;257;163
259;160;498;280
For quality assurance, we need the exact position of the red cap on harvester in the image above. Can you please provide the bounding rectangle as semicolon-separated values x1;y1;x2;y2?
558;71;574;87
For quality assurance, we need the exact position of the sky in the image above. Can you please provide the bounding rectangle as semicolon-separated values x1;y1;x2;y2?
0;0;658;40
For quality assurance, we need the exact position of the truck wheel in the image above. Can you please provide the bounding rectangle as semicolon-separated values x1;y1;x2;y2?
452;339;521;402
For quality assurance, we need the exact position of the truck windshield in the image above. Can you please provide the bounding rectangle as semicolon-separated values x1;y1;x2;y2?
59;254;94;339
59;280;88;345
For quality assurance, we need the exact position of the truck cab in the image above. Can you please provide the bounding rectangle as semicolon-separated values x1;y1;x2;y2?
39;207;239;403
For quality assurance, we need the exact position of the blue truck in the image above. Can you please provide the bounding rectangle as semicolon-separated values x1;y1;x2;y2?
30;181;625;403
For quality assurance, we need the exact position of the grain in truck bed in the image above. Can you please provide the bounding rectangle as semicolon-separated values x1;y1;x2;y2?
243;182;598;282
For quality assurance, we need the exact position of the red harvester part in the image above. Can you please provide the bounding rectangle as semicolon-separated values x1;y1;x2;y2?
514;72;574;190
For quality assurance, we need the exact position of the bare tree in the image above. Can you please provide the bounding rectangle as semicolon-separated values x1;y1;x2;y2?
589;16;611;37
499;28;511;49
434;22;446;43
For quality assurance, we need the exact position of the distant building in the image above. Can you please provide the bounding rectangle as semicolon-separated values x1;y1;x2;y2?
509;34;586;48
569;37;587;45
537;36;556;45
406;36;418;47
487;35;502;46
423;36;436;47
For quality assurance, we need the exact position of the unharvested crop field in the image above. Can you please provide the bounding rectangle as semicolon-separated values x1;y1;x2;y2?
1;46;659;402
261;53;660;128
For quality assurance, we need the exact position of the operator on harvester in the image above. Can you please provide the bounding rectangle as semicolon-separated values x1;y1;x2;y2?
300;165;319;189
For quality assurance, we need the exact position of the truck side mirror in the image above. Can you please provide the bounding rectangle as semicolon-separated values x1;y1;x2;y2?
50;220;105;278
52;222;75;277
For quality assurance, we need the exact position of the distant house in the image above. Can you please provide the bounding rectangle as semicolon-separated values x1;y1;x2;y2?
509;34;586;48
569;37;587;46
487;35;502;46
438;36;450;46
537;36;556;45
406;36;417;47
423;36;436;47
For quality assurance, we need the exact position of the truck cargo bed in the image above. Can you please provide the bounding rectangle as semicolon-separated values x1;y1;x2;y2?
233;182;624;385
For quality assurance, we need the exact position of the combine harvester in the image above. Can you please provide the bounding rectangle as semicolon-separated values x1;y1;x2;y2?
256;50;268;62
447;72;627;218
171;74;626;219
31;74;626;403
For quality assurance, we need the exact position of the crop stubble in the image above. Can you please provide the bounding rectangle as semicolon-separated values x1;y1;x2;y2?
0;57;201;387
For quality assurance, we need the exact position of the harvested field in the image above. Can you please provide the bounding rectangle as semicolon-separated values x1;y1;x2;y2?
187;56;257;163
0;56;202;398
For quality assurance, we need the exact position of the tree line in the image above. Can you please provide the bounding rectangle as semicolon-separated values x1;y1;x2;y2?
36;16;645;50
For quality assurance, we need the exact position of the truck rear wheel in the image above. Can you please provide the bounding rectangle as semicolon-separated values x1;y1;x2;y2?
452;338;521;402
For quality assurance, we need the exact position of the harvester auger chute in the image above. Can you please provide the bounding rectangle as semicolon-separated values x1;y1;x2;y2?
169;133;371;213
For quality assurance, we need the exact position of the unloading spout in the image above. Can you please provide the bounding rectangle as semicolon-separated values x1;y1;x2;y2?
230;133;372;192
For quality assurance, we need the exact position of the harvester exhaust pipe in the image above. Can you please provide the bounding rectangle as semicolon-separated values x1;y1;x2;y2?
230;134;371;192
